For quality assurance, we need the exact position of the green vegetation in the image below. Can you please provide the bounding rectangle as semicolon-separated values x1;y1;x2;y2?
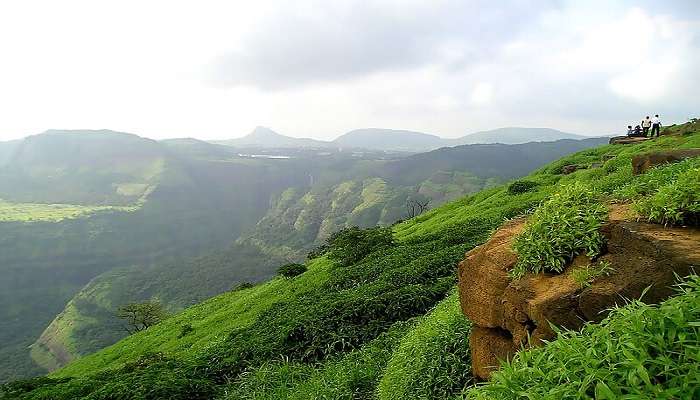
506;180;539;195
634;165;700;226
320;225;394;267
466;275;700;400
116;301;169;335
377;291;472;400
571;261;614;288
277;263;308;278
511;182;608;278
0;200;139;222
2;123;699;397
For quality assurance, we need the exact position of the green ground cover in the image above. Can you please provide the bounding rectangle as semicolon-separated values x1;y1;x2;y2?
3;125;699;399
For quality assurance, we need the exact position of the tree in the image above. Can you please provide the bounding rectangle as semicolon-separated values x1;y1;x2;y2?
325;226;395;267
405;197;431;218
116;300;168;334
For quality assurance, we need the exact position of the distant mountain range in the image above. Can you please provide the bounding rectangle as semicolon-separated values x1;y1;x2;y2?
213;126;600;151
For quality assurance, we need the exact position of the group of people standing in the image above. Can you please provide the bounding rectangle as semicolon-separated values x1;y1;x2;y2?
627;115;662;138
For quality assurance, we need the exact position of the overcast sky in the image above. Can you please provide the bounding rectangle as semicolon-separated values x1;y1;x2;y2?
0;0;698;141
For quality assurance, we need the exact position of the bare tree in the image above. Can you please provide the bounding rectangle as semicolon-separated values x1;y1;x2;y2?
405;198;431;218
116;300;168;334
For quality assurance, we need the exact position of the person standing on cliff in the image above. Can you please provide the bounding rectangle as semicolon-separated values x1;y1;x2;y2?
641;116;652;137
651;114;661;138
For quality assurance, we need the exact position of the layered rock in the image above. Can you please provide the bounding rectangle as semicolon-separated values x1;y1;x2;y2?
631;149;700;175
608;136;652;145
458;206;700;380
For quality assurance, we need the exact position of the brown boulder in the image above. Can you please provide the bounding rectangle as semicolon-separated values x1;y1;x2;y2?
469;327;516;381
459;205;700;380
631;148;700;175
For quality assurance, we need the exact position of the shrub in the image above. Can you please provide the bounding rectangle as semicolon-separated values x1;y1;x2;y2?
466;275;700;399
507;180;539;195
511;183;607;278
277;263;308;278
634;166;700;226
324;226;395;267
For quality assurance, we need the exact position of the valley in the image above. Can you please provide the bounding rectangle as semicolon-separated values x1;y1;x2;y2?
0;128;607;382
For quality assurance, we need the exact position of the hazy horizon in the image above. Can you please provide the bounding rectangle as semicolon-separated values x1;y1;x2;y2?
1;0;698;141
3;124;610;143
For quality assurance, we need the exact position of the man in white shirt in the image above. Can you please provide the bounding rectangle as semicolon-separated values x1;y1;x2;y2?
651;115;661;138
641;116;652;136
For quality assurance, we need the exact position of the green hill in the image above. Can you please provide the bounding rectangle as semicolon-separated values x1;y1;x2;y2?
3;121;697;399
27;136;609;377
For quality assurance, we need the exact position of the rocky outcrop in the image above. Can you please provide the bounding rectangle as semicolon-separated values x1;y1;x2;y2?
609;136;652;145
631;149;700;175
458;206;700;380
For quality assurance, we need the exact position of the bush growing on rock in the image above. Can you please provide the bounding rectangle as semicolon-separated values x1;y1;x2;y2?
511;182;607;278
277;263;308;278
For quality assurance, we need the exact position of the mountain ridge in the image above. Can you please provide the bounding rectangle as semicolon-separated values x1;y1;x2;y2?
211;126;600;151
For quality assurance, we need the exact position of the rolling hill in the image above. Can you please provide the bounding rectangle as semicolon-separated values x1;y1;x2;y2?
452;127;588;145
3;122;696;399
332;128;443;151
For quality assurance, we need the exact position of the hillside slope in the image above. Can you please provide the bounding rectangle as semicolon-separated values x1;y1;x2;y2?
3;121;697;399
0;131;313;381
15;135;608;379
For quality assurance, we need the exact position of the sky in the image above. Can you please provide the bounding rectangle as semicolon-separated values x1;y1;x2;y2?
0;0;698;141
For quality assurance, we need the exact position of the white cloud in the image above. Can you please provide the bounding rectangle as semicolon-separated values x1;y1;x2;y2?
0;0;698;141
470;82;494;106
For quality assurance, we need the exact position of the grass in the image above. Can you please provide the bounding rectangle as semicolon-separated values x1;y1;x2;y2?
377;291;473;400
0;200;138;222
465;275;700;400
54;257;333;378
510;182;608;278
571;261;614;288
3;125;699;399
634;165;700;226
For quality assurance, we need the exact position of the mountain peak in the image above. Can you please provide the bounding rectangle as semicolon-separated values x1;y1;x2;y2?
247;126;282;139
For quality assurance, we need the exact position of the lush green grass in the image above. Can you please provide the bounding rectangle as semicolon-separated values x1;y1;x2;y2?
0;199;138;222
634;164;700;226
465;275;700;400
222;321;416;400
377;291;472;400
54;257;333;378
3;126;699;399
510;182;608;278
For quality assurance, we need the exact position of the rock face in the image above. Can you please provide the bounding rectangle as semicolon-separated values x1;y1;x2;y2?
609;136;652;145
631;149;700;175
458;206;700;380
